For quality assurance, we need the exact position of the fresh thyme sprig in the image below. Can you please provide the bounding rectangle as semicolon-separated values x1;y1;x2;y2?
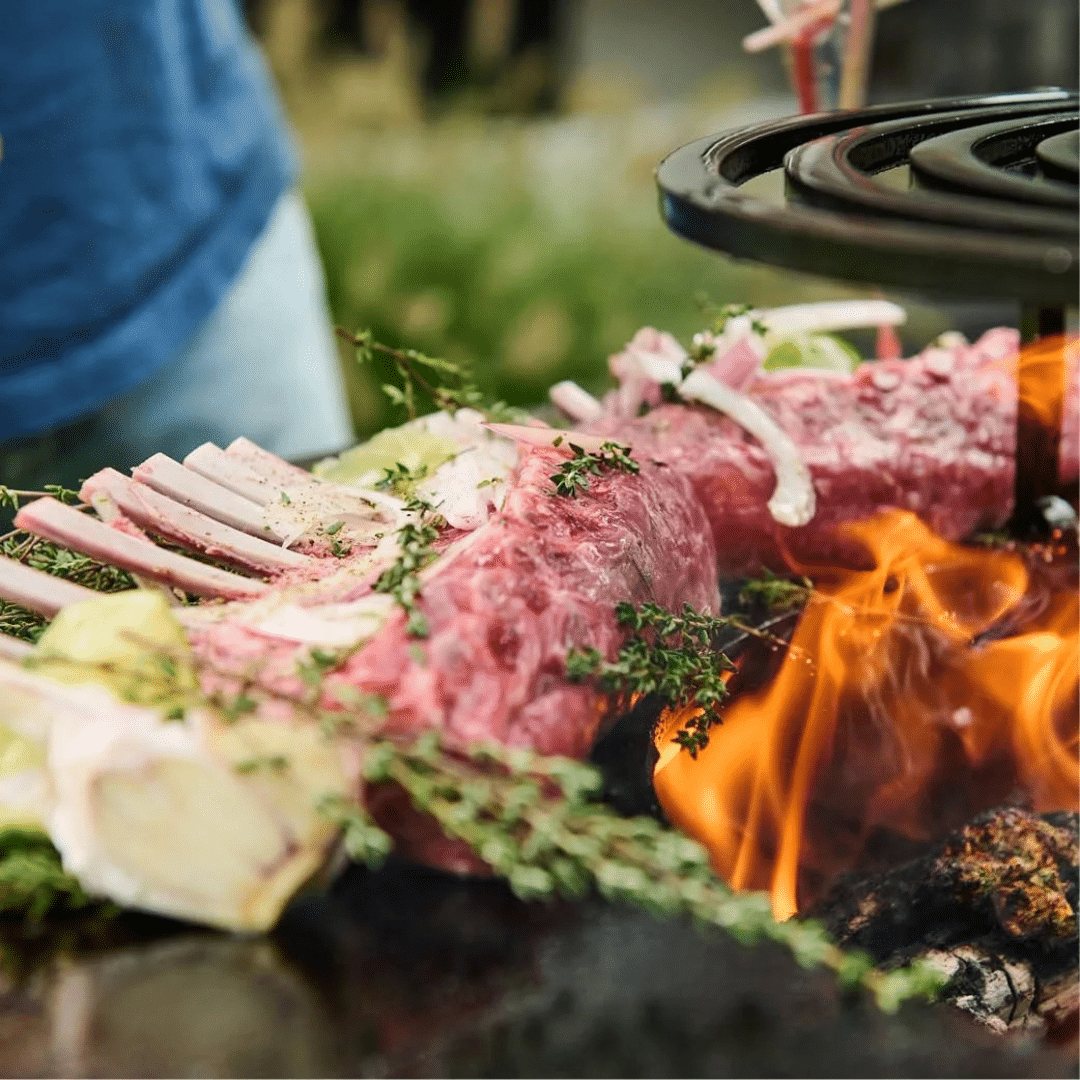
549;441;640;498
0;828;96;918
374;461;429;497
0;485;81;511
0;601;47;645
1;533;135;594
738;570;813;612
332;731;942;1013
0;533;136;643
372;514;441;638
567;602;735;757
337;328;525;423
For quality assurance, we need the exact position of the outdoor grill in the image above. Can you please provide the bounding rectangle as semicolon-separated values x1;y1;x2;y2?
0;92;1076;1078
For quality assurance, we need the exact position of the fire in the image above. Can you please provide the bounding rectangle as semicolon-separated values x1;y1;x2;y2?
1013;333;1074;429
653;511;1079;922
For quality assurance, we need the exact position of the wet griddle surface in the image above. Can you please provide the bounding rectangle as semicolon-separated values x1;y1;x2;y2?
0;861;1073;1078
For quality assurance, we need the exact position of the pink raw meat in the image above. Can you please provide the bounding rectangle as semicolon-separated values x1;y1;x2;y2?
595;328;1077;575
181;445;719;871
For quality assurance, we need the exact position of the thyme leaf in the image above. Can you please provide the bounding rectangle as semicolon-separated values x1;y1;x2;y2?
372;517;440;638
738;571;813;612
694;298;768;339
0;828;96;918
566;602;735;757
234;754;289;775
550;442;639;498
338;328;526;423
374;461;428;496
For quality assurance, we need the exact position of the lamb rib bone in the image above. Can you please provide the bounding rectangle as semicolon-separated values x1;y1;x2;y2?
0;555;100;616
225;436;317;488
183;443;279;505
13;498;269;601
133;453;287;543
80;470;312;576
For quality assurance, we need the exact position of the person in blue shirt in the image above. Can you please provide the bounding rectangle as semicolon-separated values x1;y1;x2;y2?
0;0;354;495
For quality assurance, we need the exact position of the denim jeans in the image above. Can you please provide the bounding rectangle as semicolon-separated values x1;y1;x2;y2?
0;188;354;500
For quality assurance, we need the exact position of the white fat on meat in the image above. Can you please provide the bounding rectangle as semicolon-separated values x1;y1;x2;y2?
231;594;397;647
262;483;404;551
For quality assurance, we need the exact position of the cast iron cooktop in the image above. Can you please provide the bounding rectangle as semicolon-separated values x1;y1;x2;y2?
656;90;1079;303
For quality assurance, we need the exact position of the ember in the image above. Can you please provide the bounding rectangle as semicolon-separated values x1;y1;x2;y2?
653;508;1079;922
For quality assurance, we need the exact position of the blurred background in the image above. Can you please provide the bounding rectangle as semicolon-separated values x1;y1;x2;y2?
243;0;1079;436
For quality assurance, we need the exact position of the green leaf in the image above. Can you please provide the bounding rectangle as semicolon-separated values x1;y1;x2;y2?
508;865;554;900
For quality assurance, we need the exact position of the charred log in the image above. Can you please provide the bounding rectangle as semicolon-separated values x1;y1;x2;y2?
812;807;1079;1036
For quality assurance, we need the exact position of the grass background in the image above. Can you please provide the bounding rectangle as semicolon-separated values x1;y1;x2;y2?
301;114;948;438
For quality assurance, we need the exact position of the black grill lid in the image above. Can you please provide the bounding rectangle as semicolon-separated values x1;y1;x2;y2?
656;91;1079;303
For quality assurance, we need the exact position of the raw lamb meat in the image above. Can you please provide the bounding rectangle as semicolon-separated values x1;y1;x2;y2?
2;415;719;905
1;301;1075;925
587;326;1078;575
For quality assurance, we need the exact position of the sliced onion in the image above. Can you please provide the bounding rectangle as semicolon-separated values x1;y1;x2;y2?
755;299;906;337
549;381;604;423
679;368;816;527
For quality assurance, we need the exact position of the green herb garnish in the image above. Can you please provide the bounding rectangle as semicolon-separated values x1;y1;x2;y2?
567;601;735;757
0;828;96;918
322;731;941;1013
374;461;429;496
694;298;768;338
738;570;813;612
372;517;441;638
550;442;639;498
234;755;289;775
338;329;525;423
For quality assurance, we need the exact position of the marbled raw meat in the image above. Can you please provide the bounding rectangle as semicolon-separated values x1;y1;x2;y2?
594;328;1076;575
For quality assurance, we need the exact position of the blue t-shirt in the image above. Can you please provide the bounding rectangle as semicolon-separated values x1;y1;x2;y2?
0;1;297;441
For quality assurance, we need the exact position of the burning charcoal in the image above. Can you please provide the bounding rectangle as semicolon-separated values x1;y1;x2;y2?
588;693;666;820
816;809;1078;955
811;808;1079;1035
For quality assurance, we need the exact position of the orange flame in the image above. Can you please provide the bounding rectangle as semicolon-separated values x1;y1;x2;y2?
1013;333;1074;428
654;511;1079;922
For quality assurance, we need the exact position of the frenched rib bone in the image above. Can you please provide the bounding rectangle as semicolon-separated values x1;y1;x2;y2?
0;634;32;661
226;436;318;487
183;443;279;505
133;454;286;542
0;556;99;616
14;498;270;601
80;470;311;576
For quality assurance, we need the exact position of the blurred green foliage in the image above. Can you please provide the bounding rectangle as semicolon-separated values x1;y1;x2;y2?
303;117;832;436
304;118;944;438
309;179;726;434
